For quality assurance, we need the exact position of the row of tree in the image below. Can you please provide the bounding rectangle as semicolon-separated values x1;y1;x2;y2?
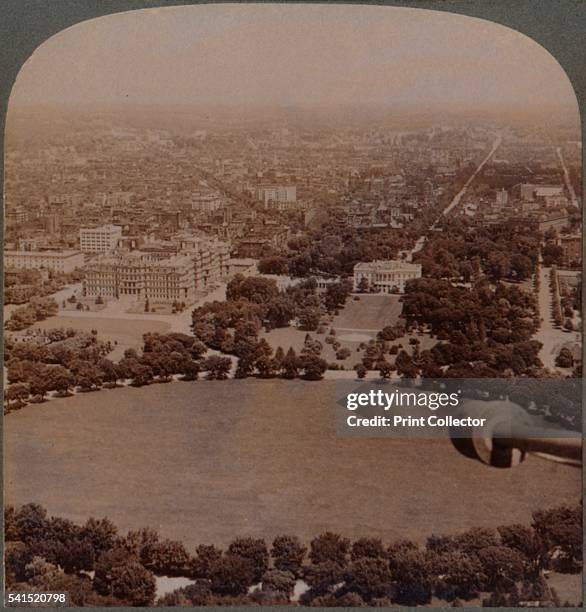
5;502;581;607
3;331;231;413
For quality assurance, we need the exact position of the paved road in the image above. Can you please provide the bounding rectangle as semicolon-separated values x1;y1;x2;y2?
436;135;502;222
405;135;502;261
535;263;580;371
556;146;579;208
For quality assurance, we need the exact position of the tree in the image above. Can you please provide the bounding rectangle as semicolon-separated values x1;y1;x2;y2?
379;360;394;380
14;503;48;544
303;560;345;596
28;374;50;401
5;383;29;410
49;367;76;396
98;358;119;387
93;548;156;606
288;253;312;277
434;551;485;601
57;537;96;575
5;541;35;585
80;517;119;557
265;296;296;329
354;363;367;379
226;275;279;304
298;306;321;331
71;360;102;391
227;537;269;583
258;256;288;275
191;544;223;579
150;539;192;576
130;364;154;387
476;546;525;591
531;504;582;573
261;568;296;599
497;524;546;578
309;532;350;566
204;355;232;380
125;527;160;568
271;535;307;577
345;557;393;602
272;346;285;374
390;549;433;606
357;277;370;293
324;280;352;312
455;527;500;554
395;350;419;379
351;537;386;560
181;360;200;381
301;354;328;380
281;348;299;379
209;555;255;596
510;254;533;281
336;347;351;360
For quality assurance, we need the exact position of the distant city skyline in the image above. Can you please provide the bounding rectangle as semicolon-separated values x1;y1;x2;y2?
8;4;579;119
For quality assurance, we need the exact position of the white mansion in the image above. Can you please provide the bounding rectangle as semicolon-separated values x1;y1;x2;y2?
353;260;422;293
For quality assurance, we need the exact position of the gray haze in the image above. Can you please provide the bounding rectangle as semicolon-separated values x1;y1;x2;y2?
8;3;579;117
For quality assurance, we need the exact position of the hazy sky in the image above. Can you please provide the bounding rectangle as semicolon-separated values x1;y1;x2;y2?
9;3;579;116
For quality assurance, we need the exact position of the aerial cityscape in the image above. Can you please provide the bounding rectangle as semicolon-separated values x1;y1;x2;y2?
3;4;582;608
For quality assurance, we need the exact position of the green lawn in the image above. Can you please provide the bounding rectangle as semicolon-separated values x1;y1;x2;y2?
5;380;580;557
261;294;405;368
332;293;403;331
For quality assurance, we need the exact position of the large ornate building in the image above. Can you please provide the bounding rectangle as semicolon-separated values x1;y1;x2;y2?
353;260;422;293
83;238;230;304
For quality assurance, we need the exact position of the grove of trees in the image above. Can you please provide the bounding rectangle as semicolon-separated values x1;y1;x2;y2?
191;275;351;380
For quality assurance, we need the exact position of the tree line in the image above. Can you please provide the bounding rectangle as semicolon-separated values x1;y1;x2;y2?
3;330;228;413
5;502;581;607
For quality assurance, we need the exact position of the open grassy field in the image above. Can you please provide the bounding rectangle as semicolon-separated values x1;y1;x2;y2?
31;316;171;361
333;293;403;333
5;380;580;553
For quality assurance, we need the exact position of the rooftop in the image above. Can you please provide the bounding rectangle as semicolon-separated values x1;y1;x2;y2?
354;259;422;271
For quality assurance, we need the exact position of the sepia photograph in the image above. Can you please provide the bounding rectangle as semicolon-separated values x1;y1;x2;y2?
2;2;583;608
